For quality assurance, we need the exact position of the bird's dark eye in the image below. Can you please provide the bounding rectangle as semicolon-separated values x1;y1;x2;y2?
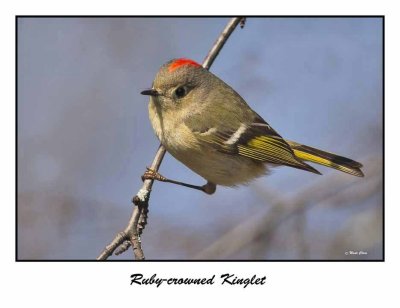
175;86;187;98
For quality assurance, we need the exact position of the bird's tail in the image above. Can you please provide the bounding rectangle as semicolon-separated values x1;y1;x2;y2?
286;140;364;177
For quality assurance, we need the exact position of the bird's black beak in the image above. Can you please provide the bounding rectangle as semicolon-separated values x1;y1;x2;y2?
141;88;159;96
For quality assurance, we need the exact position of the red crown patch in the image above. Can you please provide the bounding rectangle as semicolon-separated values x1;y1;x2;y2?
168;58;201;72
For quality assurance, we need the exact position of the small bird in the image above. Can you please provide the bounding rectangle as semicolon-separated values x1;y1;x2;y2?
141;58;364;194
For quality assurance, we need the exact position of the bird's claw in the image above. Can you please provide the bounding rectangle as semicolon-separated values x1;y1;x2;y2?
141;167;167;182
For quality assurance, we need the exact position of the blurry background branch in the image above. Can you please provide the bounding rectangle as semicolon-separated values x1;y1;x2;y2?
195;155;381;259
96;17;246;260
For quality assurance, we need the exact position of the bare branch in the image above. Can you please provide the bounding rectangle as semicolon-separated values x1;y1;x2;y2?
97;17;246;260
202;17;245;70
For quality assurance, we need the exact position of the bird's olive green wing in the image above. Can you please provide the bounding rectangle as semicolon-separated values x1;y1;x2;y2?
185;112;321;174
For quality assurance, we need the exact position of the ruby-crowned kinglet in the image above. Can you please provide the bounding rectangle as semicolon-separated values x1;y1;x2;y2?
141;58;363;194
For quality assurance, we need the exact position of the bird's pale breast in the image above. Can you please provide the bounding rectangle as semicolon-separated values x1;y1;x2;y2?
149;100;267;186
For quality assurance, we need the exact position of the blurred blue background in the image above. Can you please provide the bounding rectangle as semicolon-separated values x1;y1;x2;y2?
17;17;382;260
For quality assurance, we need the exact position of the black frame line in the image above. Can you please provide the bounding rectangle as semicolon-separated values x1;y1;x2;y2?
15;15;385;262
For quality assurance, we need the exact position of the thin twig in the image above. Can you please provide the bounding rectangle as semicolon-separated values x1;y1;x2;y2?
96;17;246;260
202;17;245;70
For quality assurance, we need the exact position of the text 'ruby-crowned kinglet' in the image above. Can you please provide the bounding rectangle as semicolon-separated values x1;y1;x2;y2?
141;58;363;194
